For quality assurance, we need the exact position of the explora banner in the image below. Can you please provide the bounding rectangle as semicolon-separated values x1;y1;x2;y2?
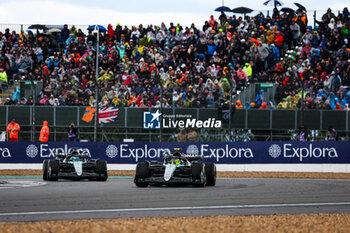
0;142;348;164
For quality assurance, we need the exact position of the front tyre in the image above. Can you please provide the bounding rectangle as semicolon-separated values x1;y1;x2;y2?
48;160;59;181
192;163;206;187
96;160;108;181
205;162;216;186
134;162;149;187
42;160;49;181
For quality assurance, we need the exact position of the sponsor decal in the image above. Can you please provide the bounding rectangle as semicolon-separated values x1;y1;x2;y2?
0;147;11;158
119;144;171;162
143;110;222;129
269;144;281;158
201;144;254;162
186;145;199;155
163;118;222;128
0;142;345;164
143;110;161;129
106;145;118;158
282;143;338;162
26;144;91;158
26;144;38;158
269;143;338;162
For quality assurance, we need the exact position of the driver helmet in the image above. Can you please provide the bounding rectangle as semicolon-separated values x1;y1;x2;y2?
71;150;79;156
173;152;181;157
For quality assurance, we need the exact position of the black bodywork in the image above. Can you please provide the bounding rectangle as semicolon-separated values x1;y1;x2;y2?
144;160;196;184
43;149;108;181
134;153;216;187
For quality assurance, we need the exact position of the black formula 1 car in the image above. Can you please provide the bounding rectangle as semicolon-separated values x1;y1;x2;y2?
134;150;216;187
42;148;108;181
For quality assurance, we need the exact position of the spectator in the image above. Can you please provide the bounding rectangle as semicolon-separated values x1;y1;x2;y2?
290;21;300;48
0;68;7;88
322;8;336;23
325;126;338;141
67;123;78;142
176;129;187;142
274;31;284;56
48;95;56;105
244;101;251;109
256;89;264;107
40;95;48;105
39;121;49;142
259;102;267;109
206;92;216;108
4;97;12;105
237;67;248;87
235;100;243;109
6;119;20;142
257;41;269;72
298;125;308;141
0;7;347;113
187;128;198;142
243;63;252;81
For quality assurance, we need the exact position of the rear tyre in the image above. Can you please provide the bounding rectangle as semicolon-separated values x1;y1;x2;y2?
48;160;59;181
42;160;49;181
192;163;206;187
205;162;216;186
96;160;108;181
135;162;149;187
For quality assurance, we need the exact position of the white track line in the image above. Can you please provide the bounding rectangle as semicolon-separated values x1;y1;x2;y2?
1;202;350;216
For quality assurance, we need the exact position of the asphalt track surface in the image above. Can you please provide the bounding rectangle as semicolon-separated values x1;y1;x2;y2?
0;177;350;222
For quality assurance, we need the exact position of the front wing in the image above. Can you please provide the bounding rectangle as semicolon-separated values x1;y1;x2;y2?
56;163;103;179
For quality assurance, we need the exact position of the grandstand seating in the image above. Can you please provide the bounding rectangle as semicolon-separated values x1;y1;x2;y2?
0;7;349;110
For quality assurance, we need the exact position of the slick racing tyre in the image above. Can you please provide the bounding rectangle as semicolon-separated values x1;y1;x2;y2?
192;163;206;187
96;160;108;181
42;160;49;181
135;162;149;187
48;160;59;181
205;162;216;186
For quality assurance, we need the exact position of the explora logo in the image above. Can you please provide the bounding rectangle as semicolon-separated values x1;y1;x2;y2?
143;110;161;129
269;144;338;162
0;147;11;158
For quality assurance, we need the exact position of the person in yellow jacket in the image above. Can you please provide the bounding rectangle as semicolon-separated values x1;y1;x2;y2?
7;119;20;141
39;121;49;142
266;30;275;45
243;63;252;79
0;68;7;86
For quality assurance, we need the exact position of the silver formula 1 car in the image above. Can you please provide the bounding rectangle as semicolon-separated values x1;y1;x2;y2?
42;148;108;181
134;149;216;187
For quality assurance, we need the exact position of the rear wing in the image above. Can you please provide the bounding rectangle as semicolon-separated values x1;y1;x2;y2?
180;154;203;161
54;153;67;159
162;153;203;162
54;153;90;160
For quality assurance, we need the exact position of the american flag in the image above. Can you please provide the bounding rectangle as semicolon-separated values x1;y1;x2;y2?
98;107;119;124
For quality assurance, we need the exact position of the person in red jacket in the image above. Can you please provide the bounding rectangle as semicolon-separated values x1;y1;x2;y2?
274;31;284;57
334;103;343;110
259;102;267;109
107;24;114;39
39;121;49;142
6;119;20;142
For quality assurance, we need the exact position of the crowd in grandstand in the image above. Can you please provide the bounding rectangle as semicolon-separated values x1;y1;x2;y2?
0;7;349;110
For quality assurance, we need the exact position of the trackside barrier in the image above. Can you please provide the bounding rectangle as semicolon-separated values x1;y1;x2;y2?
0;142;349;164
